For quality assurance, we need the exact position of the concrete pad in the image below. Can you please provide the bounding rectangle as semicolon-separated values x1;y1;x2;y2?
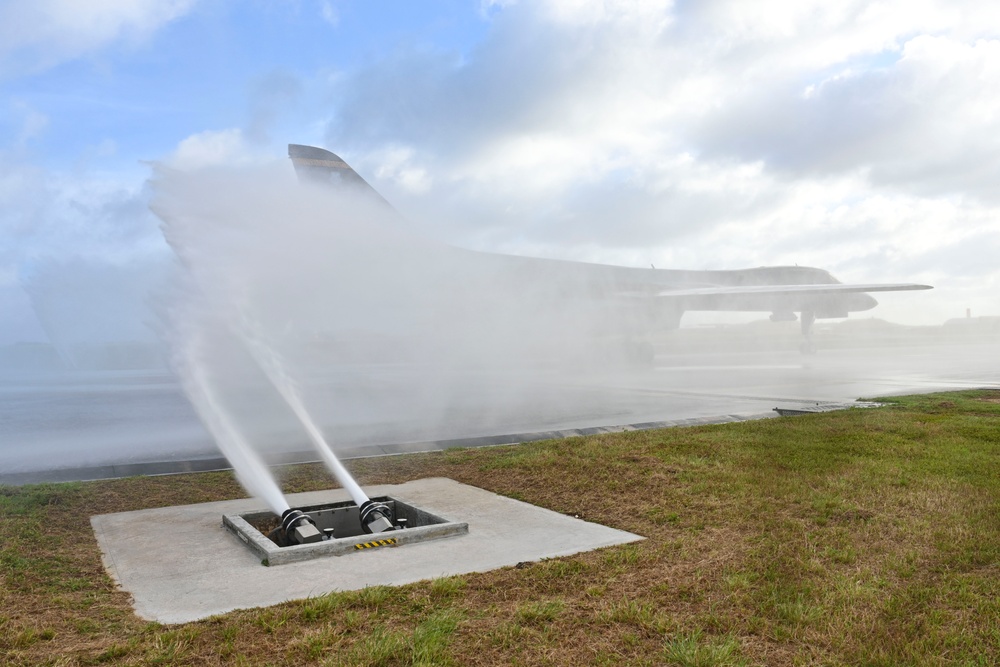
91;478;643;624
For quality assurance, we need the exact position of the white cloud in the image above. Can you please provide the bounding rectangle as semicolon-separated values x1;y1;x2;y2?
539;0;674;29
0;161;161;268
0;153;174;345
696;34;1000;203
0;0;198;77
368;146;432;194
166;129;260;171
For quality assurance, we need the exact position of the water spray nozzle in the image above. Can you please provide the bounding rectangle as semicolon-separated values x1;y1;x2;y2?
359;500;394;534
280;508;323;545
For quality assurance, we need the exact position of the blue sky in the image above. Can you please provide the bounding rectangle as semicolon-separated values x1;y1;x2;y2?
3;0;1000;345
2;1;491;170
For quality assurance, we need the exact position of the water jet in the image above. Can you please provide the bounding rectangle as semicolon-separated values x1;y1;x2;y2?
238;326;394;534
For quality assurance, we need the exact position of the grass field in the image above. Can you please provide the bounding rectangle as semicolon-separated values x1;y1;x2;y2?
2;390;999;666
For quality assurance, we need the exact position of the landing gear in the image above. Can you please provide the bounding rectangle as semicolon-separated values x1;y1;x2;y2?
799;310;817;355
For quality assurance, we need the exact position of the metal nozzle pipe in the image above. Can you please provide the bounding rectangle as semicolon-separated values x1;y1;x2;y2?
359;500;394;534
280;508;323;545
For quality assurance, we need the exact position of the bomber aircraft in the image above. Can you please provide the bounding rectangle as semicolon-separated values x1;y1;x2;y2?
288;144;931;359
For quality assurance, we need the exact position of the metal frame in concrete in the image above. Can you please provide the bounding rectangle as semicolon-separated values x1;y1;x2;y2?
223;496;468;565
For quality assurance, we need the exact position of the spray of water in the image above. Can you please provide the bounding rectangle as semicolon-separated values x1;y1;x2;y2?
237;315;370;507
147;160;942;517
147;162;671;511
176;335;290;515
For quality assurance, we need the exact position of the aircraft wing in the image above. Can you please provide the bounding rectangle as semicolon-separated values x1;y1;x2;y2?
654;283;933;298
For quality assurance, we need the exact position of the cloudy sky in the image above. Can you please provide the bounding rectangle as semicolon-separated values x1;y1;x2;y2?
2;0;999;344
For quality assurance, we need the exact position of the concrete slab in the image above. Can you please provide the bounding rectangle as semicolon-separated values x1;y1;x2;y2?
91;478;643;624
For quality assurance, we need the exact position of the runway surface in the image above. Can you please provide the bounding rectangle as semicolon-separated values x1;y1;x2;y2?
3;339;999;484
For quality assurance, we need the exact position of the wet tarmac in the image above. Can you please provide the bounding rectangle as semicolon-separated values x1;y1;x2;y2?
3;338;999;484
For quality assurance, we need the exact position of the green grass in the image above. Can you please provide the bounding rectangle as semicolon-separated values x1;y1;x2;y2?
663;630;746;667
1;389;999;665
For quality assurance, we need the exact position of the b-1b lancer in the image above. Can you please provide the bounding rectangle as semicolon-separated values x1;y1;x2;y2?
289;144;931;358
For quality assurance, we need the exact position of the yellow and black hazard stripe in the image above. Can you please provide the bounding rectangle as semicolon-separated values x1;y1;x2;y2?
354;538;398;550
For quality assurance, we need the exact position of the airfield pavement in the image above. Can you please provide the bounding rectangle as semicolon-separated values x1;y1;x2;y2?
3;336;999;485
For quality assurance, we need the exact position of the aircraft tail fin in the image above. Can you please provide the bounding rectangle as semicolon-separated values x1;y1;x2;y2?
288;144;392;208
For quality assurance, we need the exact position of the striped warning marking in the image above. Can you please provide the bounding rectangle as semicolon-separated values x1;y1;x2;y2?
354;538;398;551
